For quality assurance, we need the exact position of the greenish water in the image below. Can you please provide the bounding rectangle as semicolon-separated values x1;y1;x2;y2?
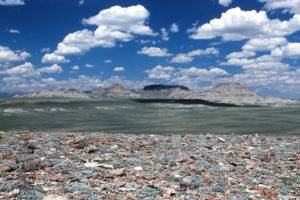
0;98;300;136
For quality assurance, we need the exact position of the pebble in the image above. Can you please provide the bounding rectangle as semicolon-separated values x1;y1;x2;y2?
8;189;19;197
0;131;298;200
42;194;68;200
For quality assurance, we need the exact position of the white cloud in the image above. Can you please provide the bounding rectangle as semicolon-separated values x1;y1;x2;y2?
82;5;155;35
78;0;84;6
178;67;228;76
188;47;219;56
38;64;63;74
0;0;24;6
170;47;219;63
104;59;112;63
259;0;300;14
41;48;50;53
188;7;300;41
1;74;153;94
8;29;20;34
271;42;300;57
146;65;228;91
170;23;179;33
218;0;232;7
85;64;94;68
161;28;169;41
145;65;175;80
0;62;39;77
0;46;30;64
41;77;56;83
113;66;124;71
226;50;256;59
45;5;156;59
41;53;70;63
71;65;79;70
137;47;172;57
221;54;279;66
242;37;288;51
170;54;194;63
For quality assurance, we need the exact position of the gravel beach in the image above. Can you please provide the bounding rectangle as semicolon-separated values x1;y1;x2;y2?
0;131;299;199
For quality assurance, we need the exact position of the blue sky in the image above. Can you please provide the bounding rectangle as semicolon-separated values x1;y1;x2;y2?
1;0;300;98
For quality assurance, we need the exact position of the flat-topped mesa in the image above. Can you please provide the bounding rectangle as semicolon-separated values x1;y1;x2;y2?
143;84;190;91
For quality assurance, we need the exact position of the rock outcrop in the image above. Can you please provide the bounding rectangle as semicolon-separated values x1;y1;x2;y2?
15;83;300;107
18;89;91;99
190;83;298;106
88;84;141;99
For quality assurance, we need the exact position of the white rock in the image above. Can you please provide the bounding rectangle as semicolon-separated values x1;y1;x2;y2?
218;137;226;142
8;189;20;197
43;195;68;200
99;164;114;169
174;174;182;178
134;166;143;171
84;162;101;168
248;147;255;150
119;187;136;192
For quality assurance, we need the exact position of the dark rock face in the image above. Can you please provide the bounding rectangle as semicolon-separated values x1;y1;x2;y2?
143;84;189;91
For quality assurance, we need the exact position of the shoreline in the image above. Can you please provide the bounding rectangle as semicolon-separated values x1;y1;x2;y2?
0;131;299;199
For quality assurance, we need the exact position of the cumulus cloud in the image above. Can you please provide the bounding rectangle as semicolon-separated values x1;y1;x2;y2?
221;54;279;66
188;7;300;41
38;64;63;74
271;42;300;58
41;48;50;53
41;77;56;83
170;23;179;33
113;66;124;71
104;59;112;63
8;29;20;34
170;47;219;63
0;46;30;64
0;62;63;79
1;74;153;94
82;5;155;35
170;54;194;63
45;5;156;60
137;47;172;57
85;64;94;68
72;65;80;70
0;62;39;77
145;65;175;80
146;65;228;91
259;0;300;14
0;0;24;6
218;0;232;7
78;0;84;6
226;50;256;59
188;47;219;56
41;53;70;63
161;28;169;41
242;37;288;51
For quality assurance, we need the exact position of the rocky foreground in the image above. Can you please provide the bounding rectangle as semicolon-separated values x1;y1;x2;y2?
0;131;299;200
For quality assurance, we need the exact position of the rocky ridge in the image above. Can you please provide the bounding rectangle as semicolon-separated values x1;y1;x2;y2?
16;83;300;107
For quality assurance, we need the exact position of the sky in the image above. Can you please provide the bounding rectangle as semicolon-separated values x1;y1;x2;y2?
1;0;300;98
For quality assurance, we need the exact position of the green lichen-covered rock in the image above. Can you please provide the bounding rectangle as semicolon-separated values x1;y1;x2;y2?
190;175;204;188
136;187;158;197
64;182;96;195
17;189;46;200
3;161;18;171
